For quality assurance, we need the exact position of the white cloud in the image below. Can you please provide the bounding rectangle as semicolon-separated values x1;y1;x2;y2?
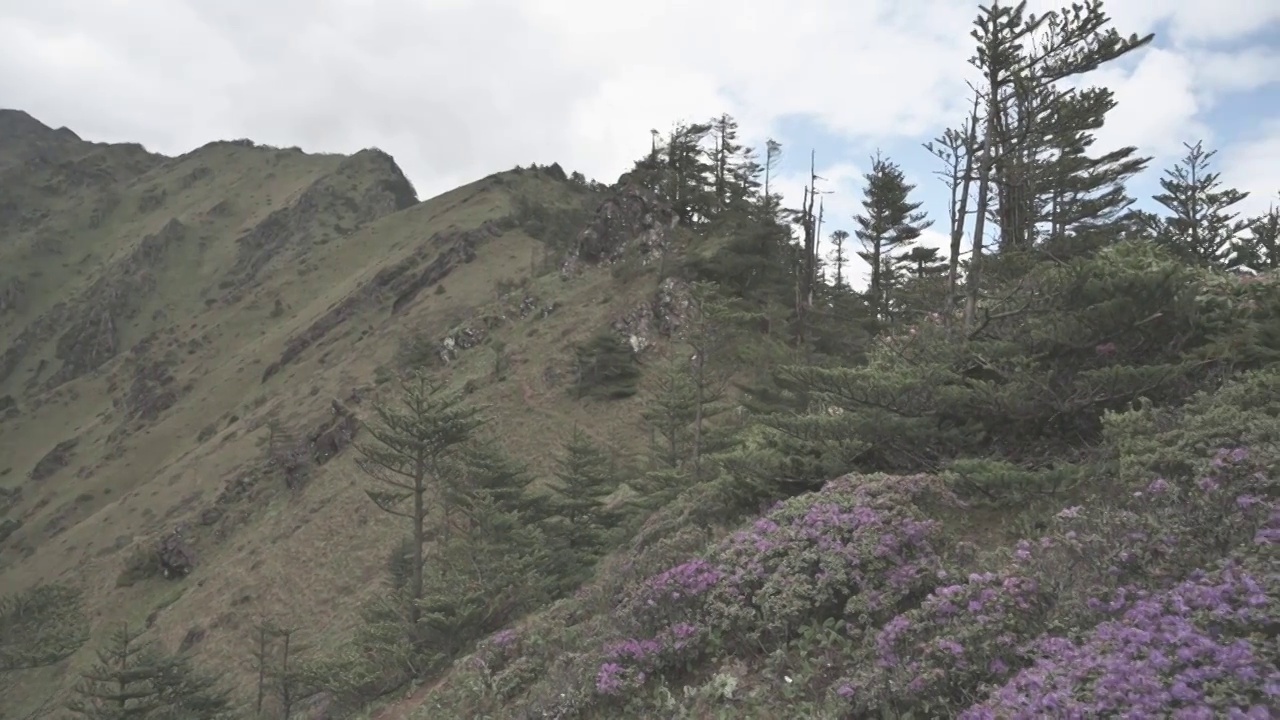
1087;48;1209;162
1026;0;1280;47
1189;46;1280;97
1221;121;1280;218
0;0;1276;264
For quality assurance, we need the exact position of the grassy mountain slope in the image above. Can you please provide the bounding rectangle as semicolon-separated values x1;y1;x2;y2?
3;108;1275;720
0;110;674;717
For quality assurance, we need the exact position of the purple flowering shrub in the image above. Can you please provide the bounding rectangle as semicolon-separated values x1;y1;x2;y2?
961;554;1279;719
839;446;1278;717
595;474;961;700
847;571;1053;715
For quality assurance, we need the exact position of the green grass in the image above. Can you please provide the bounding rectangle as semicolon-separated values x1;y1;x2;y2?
0;125;671;717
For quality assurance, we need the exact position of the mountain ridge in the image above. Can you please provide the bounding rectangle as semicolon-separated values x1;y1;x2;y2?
3;98;1277;720
1;108;676;718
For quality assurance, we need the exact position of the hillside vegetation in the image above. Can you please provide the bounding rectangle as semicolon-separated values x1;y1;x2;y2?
3;1;1279;719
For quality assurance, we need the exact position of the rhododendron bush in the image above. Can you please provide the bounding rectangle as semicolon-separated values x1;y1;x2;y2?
841;445;1279;717
418;368;1280;719
586;439;1278;716
595;473;962;699
962;555;1278;719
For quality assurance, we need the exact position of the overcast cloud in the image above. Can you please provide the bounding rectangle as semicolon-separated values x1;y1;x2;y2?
2;0;1278;286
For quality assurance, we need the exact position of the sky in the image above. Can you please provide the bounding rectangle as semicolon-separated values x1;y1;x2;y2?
2;0;1278;287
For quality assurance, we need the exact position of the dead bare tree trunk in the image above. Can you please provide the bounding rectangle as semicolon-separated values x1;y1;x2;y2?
948;100;980;328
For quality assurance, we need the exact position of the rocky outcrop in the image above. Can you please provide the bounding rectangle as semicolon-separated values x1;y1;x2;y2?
223;150;418;298
197;400;358;535
262;222;500;382
29;438;78;482
47;218;188;388
0;278;24;314
120;359;179;422
0;328;33;386
310;399;359;466
389;222;494;314
611;277;694;353
158;526;196;579
436;324;490;365
561;183;677;275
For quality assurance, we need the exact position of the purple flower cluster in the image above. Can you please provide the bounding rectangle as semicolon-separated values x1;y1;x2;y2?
595;661;633;696
594;621;709;696
595;474;958;700
834;447;1278;716
843;571;1049;714
629;558;724;630
710;474;950;640
491;628;518;648
961;559;1279;719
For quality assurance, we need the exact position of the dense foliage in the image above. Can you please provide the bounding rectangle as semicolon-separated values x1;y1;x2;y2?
390;0;1280;714
19;1;1279;718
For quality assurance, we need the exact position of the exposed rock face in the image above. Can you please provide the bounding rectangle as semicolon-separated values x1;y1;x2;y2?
29;438;78;481
0;329;33;386
158;526;195;579
262;221;499;382
561;183;676;275
46;218;188;389
0;517;20;544
310;399;358;466
0;279;24;314
436;324;490;365
223;149;419;299
611;277;694;353
120;359;179;422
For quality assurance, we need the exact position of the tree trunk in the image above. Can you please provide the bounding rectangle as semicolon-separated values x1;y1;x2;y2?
947;103;979;330
966;78;1000;330
410;457;425;631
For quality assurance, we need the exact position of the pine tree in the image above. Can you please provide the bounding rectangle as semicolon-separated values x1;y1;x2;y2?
1033;87;1149;252
710;113;744;213
893;248;954;323
245;621;307;720
248;621;273;716
68;623;230;720
67;623;163;718
686;282;739;479
964;0;1153;327
149;652;233;720
1148;141;1250;266
854;153;933;322
899;246;947;280
0;582;89;672
641;356;698;471
545;428;619;558
662;120;715;226
1230;200;1280;272
729;144;765;211
449;438;543;524
353;371;487;632
417;489;548;662
573;330;641;400
827;230;852;291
